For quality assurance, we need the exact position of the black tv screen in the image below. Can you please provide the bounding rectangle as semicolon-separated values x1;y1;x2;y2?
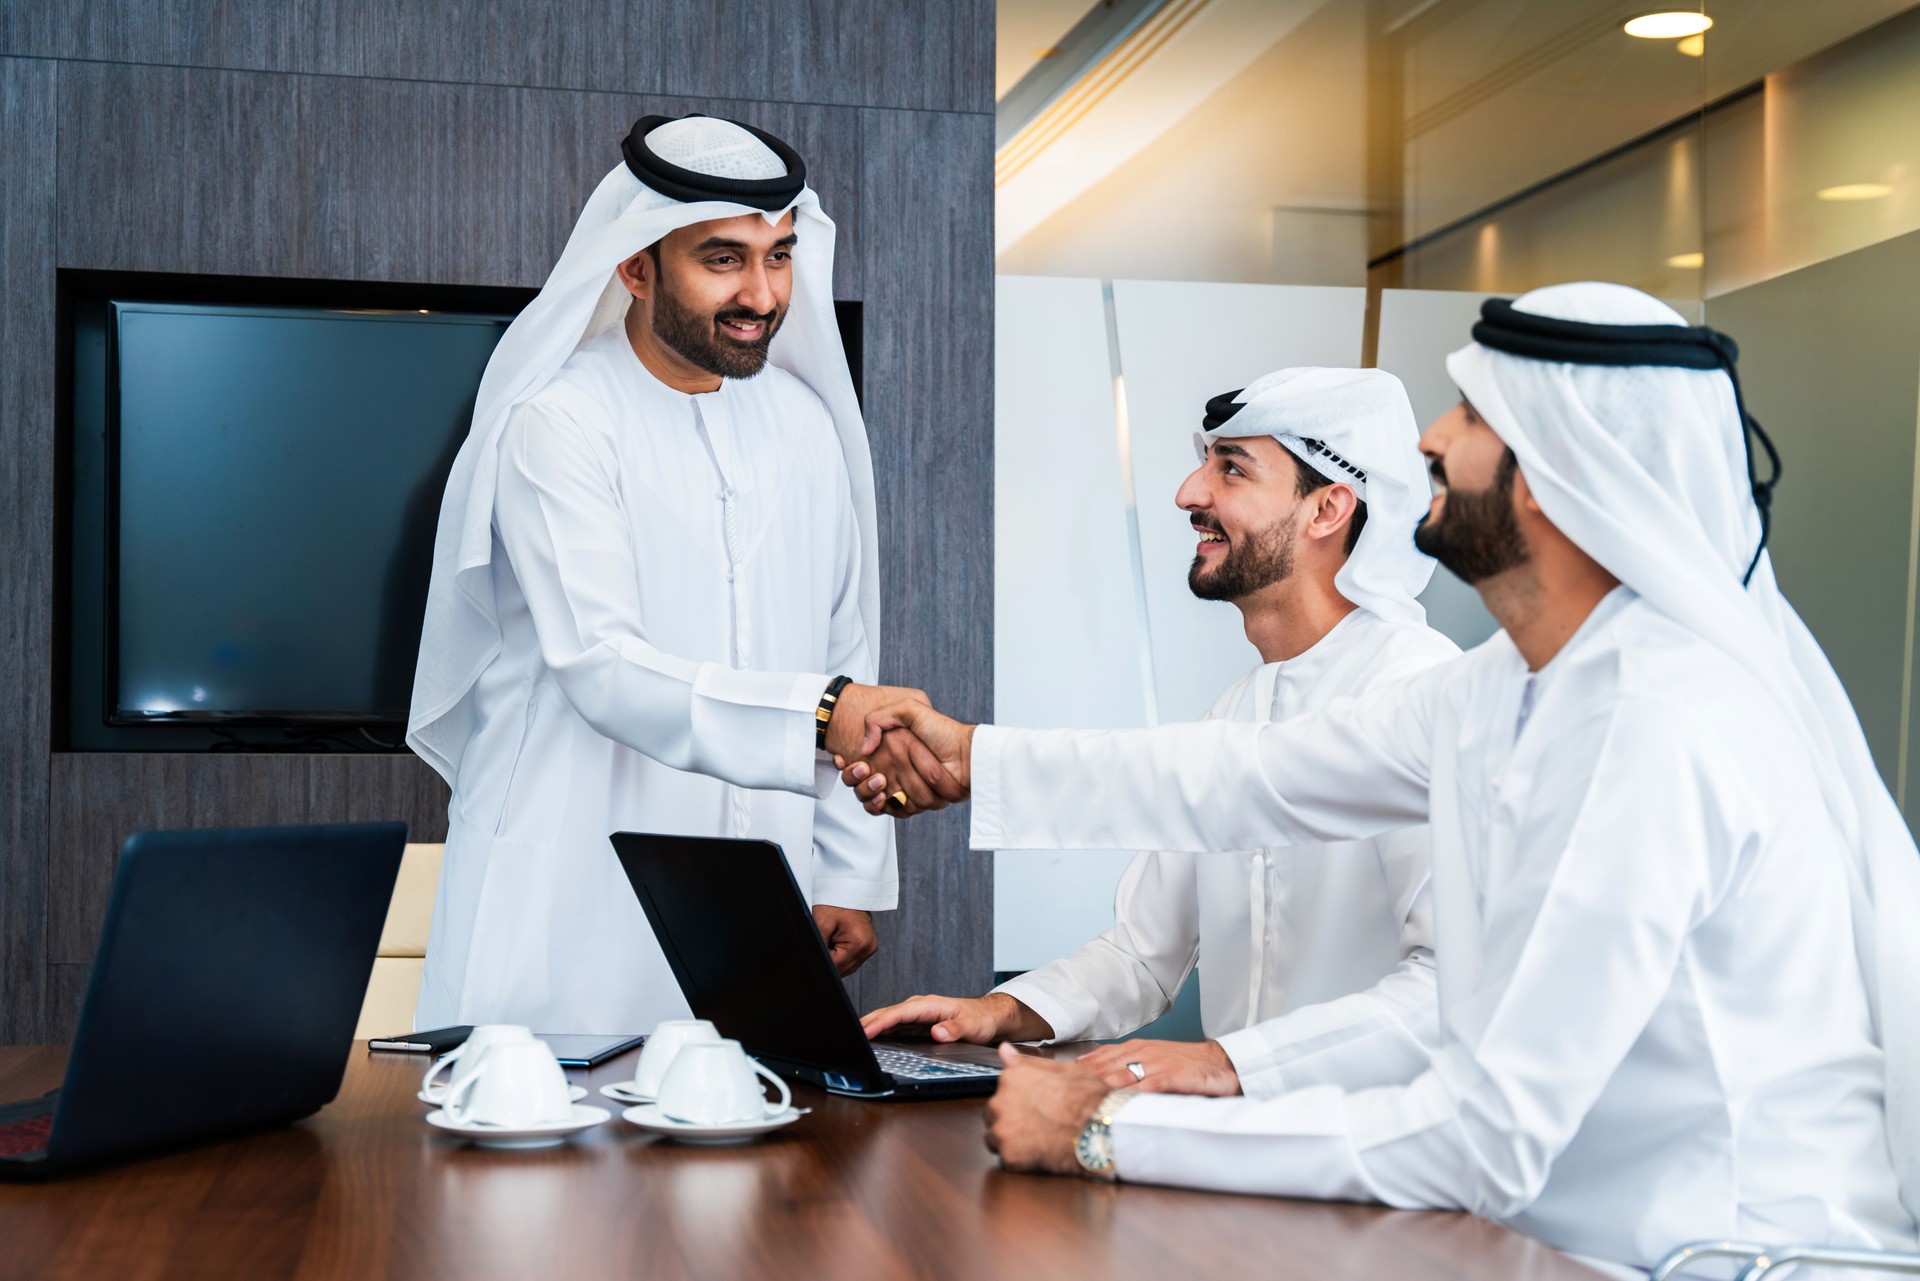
106;302;510;725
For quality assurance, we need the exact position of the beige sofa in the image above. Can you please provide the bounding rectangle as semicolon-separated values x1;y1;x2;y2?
353;842;443;1040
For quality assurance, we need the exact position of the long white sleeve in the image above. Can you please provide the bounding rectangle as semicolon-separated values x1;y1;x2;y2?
493;403;826;795
804;460;897;911
1111;696;1731;1221
970;667;1444;856
993;849;1200;1042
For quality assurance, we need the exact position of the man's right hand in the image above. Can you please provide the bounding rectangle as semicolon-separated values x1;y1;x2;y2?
823;684;966;813
859;991;1055;1044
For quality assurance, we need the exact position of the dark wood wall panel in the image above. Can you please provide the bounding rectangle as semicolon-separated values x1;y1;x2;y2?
57;64;876;301
0;0;993;113
47;754;452;967
0;58;58;1044
842;106;996;1012
641;0;994;113
7;12;992;1044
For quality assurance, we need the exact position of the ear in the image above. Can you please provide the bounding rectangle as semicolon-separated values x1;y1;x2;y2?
1511;462;1545;516
1307;483;1359;546
614;249;653;302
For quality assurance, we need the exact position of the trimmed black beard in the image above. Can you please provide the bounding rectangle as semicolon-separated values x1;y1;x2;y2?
1413;448;1529;584
1189;518;1296;602
651;279;783;380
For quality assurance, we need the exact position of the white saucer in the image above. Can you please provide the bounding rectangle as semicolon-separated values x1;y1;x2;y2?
621;1102;804;1145
425;1103;610;1149
599;1082;654;1106
421;1083;587;1107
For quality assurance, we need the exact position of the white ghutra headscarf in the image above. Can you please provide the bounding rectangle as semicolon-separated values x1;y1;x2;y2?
1198;366;1438;627
1448;281;1920;1226
406;115;879;784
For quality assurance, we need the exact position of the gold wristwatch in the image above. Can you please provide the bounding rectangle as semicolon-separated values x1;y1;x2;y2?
1074;1088;1137;1181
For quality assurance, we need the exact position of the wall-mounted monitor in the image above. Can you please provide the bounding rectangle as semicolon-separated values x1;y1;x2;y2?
61;271;864;753
63;272;534;751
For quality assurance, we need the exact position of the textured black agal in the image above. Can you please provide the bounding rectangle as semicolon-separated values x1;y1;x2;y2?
620;114;807;212
1471;297;1781;587
1202;389;1246;433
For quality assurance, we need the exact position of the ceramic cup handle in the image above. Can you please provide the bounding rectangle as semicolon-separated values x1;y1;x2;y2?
752;1060;792;1116
423;1050;460;1096
443;1060;488;1126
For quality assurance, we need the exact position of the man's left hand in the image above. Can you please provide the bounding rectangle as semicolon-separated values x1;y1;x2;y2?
984;1043;1111;1177
1077;1038;1241;1096
811;905;878;976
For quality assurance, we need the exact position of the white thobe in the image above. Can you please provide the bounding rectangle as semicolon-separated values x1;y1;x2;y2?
972;589;1915;1269
416;328;894;1034
994;609;1458;1098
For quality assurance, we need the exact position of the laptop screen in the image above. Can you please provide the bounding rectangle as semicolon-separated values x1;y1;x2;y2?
612;834;884;1082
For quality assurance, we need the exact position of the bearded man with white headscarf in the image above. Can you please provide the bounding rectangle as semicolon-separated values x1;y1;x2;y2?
856;368;1458;1100
406;114;951;1035
844;283;1920;1271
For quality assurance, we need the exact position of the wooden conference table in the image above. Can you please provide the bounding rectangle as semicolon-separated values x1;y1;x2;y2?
0;1043;1600;1281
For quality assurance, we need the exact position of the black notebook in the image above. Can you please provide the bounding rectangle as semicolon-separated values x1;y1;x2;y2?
368;1026;644;1068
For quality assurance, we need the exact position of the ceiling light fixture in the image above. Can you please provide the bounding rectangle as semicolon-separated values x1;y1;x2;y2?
1817;182;1893;201
1667;252;1704;269
1624;12;1713;39
1676;33;1705;56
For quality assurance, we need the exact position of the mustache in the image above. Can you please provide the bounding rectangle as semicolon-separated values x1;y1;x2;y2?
714;305;779;328
1190;515;1225;535
1428;457;1447;485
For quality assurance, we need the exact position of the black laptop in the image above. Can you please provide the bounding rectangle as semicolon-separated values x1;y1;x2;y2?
0;822;406;1178
612;832;1003;1099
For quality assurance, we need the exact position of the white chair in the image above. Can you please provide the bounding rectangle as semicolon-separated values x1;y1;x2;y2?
352;842;443;1039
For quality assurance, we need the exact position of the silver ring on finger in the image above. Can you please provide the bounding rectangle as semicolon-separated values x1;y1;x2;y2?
1127;1061;1146;1082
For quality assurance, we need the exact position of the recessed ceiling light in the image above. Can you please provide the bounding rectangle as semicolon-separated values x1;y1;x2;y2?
1676;33;1705;56
1816;182;1893;201
1624;12;1714;38
1667;252;1704;269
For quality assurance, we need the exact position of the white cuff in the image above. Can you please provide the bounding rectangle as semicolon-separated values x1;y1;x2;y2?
969;724;1008;848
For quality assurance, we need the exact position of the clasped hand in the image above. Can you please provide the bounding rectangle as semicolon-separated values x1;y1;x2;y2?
822;685;974;816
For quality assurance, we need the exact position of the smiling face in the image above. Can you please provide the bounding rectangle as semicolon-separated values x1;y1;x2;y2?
1176;436;1348;602
1413;399;1531;583
618;211;797;384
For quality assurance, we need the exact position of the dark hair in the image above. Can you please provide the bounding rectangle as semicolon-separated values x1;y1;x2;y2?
1293;459;1368;554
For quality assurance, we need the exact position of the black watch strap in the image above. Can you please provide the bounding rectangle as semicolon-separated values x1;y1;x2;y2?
816;675;854;751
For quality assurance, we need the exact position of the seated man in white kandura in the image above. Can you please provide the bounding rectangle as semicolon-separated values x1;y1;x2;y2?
844;283;1920;1274
858;368;1458;1100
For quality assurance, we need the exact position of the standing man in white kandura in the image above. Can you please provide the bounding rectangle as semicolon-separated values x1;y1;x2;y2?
406;113;956;1034
847;284;1920;1275
857;368;1459;1100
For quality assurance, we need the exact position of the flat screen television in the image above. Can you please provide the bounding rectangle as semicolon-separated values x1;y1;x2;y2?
63;273;532;750
63;272;864;752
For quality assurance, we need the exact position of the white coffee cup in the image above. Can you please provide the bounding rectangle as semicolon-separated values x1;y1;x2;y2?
442;1038;575;1128
631;1019;722;1099
655;1039;791;1126
423;1024;533;1100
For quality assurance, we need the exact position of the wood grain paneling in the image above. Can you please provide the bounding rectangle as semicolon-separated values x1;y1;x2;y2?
1;0;626;96
1;0;992;114
47;754;450;968
636;0;995;114
0;57;57;1044
842;107;997;1013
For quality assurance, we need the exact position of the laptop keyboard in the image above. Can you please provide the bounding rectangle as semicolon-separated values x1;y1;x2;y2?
873;1047;1002;1081
0;1095;55;1160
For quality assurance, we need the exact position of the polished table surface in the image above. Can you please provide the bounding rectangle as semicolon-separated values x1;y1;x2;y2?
0;1043;1600;1281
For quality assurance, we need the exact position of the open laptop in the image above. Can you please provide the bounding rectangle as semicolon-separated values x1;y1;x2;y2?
0;822;406;1179
612;832;1003;1099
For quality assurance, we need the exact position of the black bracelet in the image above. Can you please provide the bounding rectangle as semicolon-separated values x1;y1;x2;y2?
815;675;854;751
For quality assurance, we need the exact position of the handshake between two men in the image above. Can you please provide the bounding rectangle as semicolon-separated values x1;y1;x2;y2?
820;684;1247;1167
